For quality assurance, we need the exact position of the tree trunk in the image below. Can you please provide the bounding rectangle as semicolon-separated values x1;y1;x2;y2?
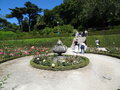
18;19;22;32
21;19;23;32
28;14;31;32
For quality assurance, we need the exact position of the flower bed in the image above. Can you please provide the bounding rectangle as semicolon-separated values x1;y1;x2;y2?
0;46;49;63
30;55;89;71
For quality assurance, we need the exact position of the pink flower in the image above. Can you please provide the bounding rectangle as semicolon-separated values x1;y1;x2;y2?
45;48;49;50
10;53;14;56
0;49;3;51
46;51;48;53
46;54;49;56
14;49;17;52
18;48;21;50
41;49;44;52
25;52;29;55
36;52;39;55
0;52;6;55
31;46;35;49
0;52;3;55
36;48;39;50
7;50;10;52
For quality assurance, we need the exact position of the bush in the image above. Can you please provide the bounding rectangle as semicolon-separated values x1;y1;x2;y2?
0;31;17;40
78;25;84;31
53;25;73;33
42;27;53;35
0;28;73;40
42;25;73;36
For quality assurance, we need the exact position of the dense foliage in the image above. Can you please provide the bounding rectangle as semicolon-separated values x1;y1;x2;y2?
0;18;19;32
0;24;73;40
1;0;120;32
45;0;120;29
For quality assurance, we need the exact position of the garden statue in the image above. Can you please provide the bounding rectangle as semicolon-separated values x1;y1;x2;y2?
53;40;67;56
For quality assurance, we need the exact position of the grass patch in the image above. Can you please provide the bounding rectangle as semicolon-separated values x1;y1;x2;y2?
86;34;120;47
0;37;73;48
0;31;73;40
88;28;120;36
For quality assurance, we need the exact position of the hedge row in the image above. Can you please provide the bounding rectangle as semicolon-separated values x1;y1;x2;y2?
0;37;73;48
87;51;120;59
0;55;27;64
88;29;120;36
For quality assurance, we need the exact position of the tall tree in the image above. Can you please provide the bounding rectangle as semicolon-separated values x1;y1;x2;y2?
0;18;19;31
0;18;10;29
22;17;29;32
24;1;42;31
6;7;25;31
34;15;46;30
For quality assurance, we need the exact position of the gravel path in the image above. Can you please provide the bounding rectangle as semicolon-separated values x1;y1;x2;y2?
0;50;120;90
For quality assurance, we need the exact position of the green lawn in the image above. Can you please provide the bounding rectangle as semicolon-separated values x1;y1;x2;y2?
86;34;120;47
0;37;73;48
88;28;120;36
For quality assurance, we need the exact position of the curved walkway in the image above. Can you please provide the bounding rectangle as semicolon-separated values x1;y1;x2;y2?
0;51;120;90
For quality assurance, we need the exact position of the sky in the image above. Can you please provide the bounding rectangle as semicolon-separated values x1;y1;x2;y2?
0;0;63;24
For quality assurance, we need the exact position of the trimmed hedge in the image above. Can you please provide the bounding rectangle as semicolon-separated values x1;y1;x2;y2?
30;56;89;71
88;29;120;36
87;51;120;59
0;55;27;64
0;37;73;48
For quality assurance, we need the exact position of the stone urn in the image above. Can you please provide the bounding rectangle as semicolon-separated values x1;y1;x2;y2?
53;40;67;56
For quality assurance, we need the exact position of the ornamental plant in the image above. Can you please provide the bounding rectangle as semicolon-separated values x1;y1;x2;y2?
0;45;50;62
33;55;84;67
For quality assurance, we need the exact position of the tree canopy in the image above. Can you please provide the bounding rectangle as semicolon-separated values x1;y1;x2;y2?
5;0;120;32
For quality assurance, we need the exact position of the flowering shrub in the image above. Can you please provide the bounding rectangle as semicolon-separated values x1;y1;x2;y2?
31;55;89;71
33;55;85;67
0;46;49;63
